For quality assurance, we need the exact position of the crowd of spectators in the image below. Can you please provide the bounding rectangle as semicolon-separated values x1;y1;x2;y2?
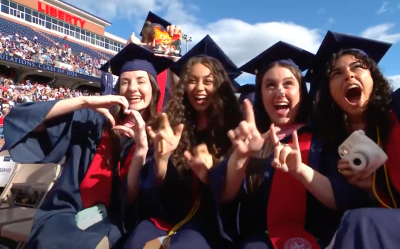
0;32;108;77
0;74;99;126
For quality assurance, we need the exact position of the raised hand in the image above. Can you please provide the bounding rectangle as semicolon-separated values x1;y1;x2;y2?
184;144;214;184
84;95;129;126
227;99;277;158
112;109;148;151
269;124;303;175
147;113;184;159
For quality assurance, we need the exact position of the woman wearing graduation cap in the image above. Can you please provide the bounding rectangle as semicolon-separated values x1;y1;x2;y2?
3;43;174;249
311;31;400;249
123;35;242;249
212;41;346;249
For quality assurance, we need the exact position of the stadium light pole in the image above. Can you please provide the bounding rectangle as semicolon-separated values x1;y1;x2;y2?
182;34;193;54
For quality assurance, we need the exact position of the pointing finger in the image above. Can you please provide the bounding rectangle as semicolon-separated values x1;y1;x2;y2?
146;126;157;139
159;113;171;129
243;99;255;124
291;130;300;150
269;124;280;146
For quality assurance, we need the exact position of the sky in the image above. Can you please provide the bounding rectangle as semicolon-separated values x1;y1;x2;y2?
65;0;400;88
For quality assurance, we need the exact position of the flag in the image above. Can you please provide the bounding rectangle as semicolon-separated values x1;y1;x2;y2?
101;71;114;95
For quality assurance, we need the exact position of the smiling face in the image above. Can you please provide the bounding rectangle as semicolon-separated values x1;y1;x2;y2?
119;70;153;111
260;65;302;126
186;63;217;113
329;54;374;118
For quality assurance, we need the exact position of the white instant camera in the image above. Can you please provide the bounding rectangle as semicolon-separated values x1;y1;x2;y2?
338;130;388;174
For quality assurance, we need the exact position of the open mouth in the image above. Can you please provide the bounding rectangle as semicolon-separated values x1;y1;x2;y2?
193;95;208;104
345;85;362;104
275;102;289;116
128;96;142;103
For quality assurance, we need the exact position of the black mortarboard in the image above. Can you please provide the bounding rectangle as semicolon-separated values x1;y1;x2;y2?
100;43;173;78
231;80;241;91
305;30;392;95
240;41;315;75
238;84;256;104
140;11;171;36
169;35;242;78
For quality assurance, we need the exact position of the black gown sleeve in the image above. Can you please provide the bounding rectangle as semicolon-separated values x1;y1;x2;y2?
4;100;104;164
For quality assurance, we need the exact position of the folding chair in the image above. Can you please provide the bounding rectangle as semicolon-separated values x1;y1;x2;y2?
0;162;61;208
1;165;62;249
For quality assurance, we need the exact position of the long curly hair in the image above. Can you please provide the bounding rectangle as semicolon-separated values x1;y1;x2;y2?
314;49;393;145
165;56;242;174
106;73;160;168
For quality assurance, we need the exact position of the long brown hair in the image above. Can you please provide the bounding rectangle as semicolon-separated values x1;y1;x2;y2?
164;56;242;174
106;72;160;169
247;62;311;192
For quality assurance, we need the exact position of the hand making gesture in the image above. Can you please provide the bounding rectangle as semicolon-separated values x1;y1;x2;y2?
184;144;214;184
147;113;184;160
227;99;279;159
269;124;303;175
112;109;148;154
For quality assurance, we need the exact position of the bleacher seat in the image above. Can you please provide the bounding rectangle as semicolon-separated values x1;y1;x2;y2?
0;18;113;72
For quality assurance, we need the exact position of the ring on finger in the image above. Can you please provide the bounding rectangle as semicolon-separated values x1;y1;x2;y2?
338;169;342;174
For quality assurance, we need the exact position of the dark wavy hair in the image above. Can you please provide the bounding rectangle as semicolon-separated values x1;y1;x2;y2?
314;49;393;145
107;73;160;168
164;56;242;174
253;62;312;133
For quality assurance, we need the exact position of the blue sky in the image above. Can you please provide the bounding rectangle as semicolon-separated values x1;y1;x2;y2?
67;0;400;87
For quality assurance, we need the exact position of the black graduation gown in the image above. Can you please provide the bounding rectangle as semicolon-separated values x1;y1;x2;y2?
4;100;133;249
123;131;230;249
209;129;370;249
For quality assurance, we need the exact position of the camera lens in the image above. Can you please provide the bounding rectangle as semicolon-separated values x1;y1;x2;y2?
353;158;362;166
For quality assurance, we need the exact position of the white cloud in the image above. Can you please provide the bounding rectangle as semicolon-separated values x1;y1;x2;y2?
389;75;400;90
378;2;388;14
65;0;322;83
328;18;335;24
361;23;400;43
64;0;400;84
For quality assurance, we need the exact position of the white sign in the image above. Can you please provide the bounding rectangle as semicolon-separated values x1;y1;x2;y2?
0;157;16;187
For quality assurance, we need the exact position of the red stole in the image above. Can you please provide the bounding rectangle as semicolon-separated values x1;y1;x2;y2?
267;132;320;249
379;113;400;207
156;70;168;113
80;133;136;209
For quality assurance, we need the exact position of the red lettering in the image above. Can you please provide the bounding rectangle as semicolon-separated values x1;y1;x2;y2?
78;18;86;29
38;2;45;13
71;16;78;26
49;6;57;17
37;1;86;28
65;13;72;24
58;10;65;21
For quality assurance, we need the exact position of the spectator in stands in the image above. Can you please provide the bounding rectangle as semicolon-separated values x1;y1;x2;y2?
0;30;108;77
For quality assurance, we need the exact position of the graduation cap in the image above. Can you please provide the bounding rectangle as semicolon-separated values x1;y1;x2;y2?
140;11;171;37
305;30;392;95
240;41;315;75
169;35;242;79
237;84;256;104
100;43;173;78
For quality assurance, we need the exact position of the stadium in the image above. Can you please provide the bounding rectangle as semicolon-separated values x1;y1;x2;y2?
0;0;125;90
